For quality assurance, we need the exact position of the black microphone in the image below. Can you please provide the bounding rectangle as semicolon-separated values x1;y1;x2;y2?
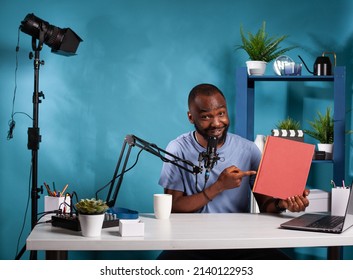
204;136;219;181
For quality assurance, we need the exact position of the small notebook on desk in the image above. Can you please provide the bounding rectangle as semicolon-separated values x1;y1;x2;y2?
253;136;315;199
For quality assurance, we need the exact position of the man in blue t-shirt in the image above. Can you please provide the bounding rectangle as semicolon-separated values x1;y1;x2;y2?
157;83;310;259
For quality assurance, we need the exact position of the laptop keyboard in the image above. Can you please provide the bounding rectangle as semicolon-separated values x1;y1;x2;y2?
308;215;344;229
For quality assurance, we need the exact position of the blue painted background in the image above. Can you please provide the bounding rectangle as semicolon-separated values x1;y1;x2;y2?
1;0;353;260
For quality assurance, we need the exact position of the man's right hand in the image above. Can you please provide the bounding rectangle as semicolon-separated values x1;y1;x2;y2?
217;166;256;191
165;166;256;213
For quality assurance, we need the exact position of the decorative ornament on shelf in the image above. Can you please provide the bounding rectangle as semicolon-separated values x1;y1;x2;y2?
298;51;336;76
273;55;302;76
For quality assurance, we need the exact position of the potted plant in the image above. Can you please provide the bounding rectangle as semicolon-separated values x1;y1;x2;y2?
272;117;304;142
235;21;296;76
275;117;301;130
75;198;109;237
305;107;333;159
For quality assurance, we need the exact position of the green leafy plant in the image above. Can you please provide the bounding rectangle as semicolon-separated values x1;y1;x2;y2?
305;107;334;144
276;117;301;130
75;198;109;215
235;21;296;62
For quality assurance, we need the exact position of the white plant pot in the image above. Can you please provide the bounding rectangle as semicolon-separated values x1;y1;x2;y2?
317;143;333;160
246;61;267;76
78;213;105;237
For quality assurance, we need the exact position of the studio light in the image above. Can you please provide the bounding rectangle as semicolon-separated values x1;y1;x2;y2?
14;13;83;260
20;13;82;56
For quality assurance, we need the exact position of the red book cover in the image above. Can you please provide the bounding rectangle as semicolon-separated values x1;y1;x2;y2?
253;136;315;199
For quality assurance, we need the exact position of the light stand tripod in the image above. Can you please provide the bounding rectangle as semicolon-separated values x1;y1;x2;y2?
27;35;45;260
15;13;82;260
15;35;45;261
29;35;45;229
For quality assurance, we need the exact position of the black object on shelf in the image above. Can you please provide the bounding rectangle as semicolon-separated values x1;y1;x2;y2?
314;151;326;160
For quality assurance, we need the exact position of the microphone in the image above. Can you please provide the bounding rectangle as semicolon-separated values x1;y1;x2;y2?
204;136;219;182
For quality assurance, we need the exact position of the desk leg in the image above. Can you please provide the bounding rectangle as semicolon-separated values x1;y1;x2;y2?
328;246;342;260
46;251;68;260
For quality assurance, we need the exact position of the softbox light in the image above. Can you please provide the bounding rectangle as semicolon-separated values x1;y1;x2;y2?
20;13;83;56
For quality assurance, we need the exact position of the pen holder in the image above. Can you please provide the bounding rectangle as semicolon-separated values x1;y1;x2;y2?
44;195;71;213
331;188;350;216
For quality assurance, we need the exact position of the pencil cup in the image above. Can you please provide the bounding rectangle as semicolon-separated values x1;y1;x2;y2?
154;194;172;219
331;188;350;216
44;195;71;213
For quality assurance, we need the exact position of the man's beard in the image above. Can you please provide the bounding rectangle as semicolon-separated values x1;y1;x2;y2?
195;124;229;145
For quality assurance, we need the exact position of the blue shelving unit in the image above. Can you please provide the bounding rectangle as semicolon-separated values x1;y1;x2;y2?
235;66;346;185
235;66;347;259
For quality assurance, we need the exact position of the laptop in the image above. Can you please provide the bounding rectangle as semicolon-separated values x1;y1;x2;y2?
280;188;353;233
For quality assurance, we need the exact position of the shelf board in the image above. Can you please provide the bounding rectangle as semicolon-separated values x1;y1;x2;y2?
248;75;334;82
236;66;345;185
312;160;334;164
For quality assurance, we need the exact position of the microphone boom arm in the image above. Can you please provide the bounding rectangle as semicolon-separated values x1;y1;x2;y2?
105;134;202;207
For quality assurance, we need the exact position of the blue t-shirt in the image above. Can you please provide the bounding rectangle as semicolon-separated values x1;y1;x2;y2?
158;131;261;213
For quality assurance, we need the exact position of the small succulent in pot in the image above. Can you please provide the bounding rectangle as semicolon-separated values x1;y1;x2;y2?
75;198;109;215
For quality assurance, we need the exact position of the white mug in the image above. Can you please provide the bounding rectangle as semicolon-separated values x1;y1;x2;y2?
154;194;172;219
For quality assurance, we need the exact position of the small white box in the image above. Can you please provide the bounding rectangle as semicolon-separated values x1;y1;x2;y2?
306;189;330;213
44;196;71;213
119;219;144;236
331;188;350;216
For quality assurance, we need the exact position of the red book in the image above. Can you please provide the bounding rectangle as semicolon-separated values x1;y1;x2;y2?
253;136;315;199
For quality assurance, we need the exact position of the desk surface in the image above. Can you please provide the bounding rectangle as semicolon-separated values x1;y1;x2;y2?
27;213;353;251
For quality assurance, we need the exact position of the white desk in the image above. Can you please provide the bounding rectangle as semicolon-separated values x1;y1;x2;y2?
27;213;353;259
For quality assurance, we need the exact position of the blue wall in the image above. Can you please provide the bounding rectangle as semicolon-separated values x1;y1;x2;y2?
1;0;353;260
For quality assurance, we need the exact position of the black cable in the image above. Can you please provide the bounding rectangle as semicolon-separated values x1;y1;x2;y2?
36;210;62;222
7;27;21;140
14;163;32;260
69;191;79;214
35;220;53;225
58;198;71;214
12;111;33;120
95;147;144;199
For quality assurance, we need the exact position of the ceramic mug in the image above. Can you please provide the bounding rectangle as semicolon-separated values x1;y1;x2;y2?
154;194;172;219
